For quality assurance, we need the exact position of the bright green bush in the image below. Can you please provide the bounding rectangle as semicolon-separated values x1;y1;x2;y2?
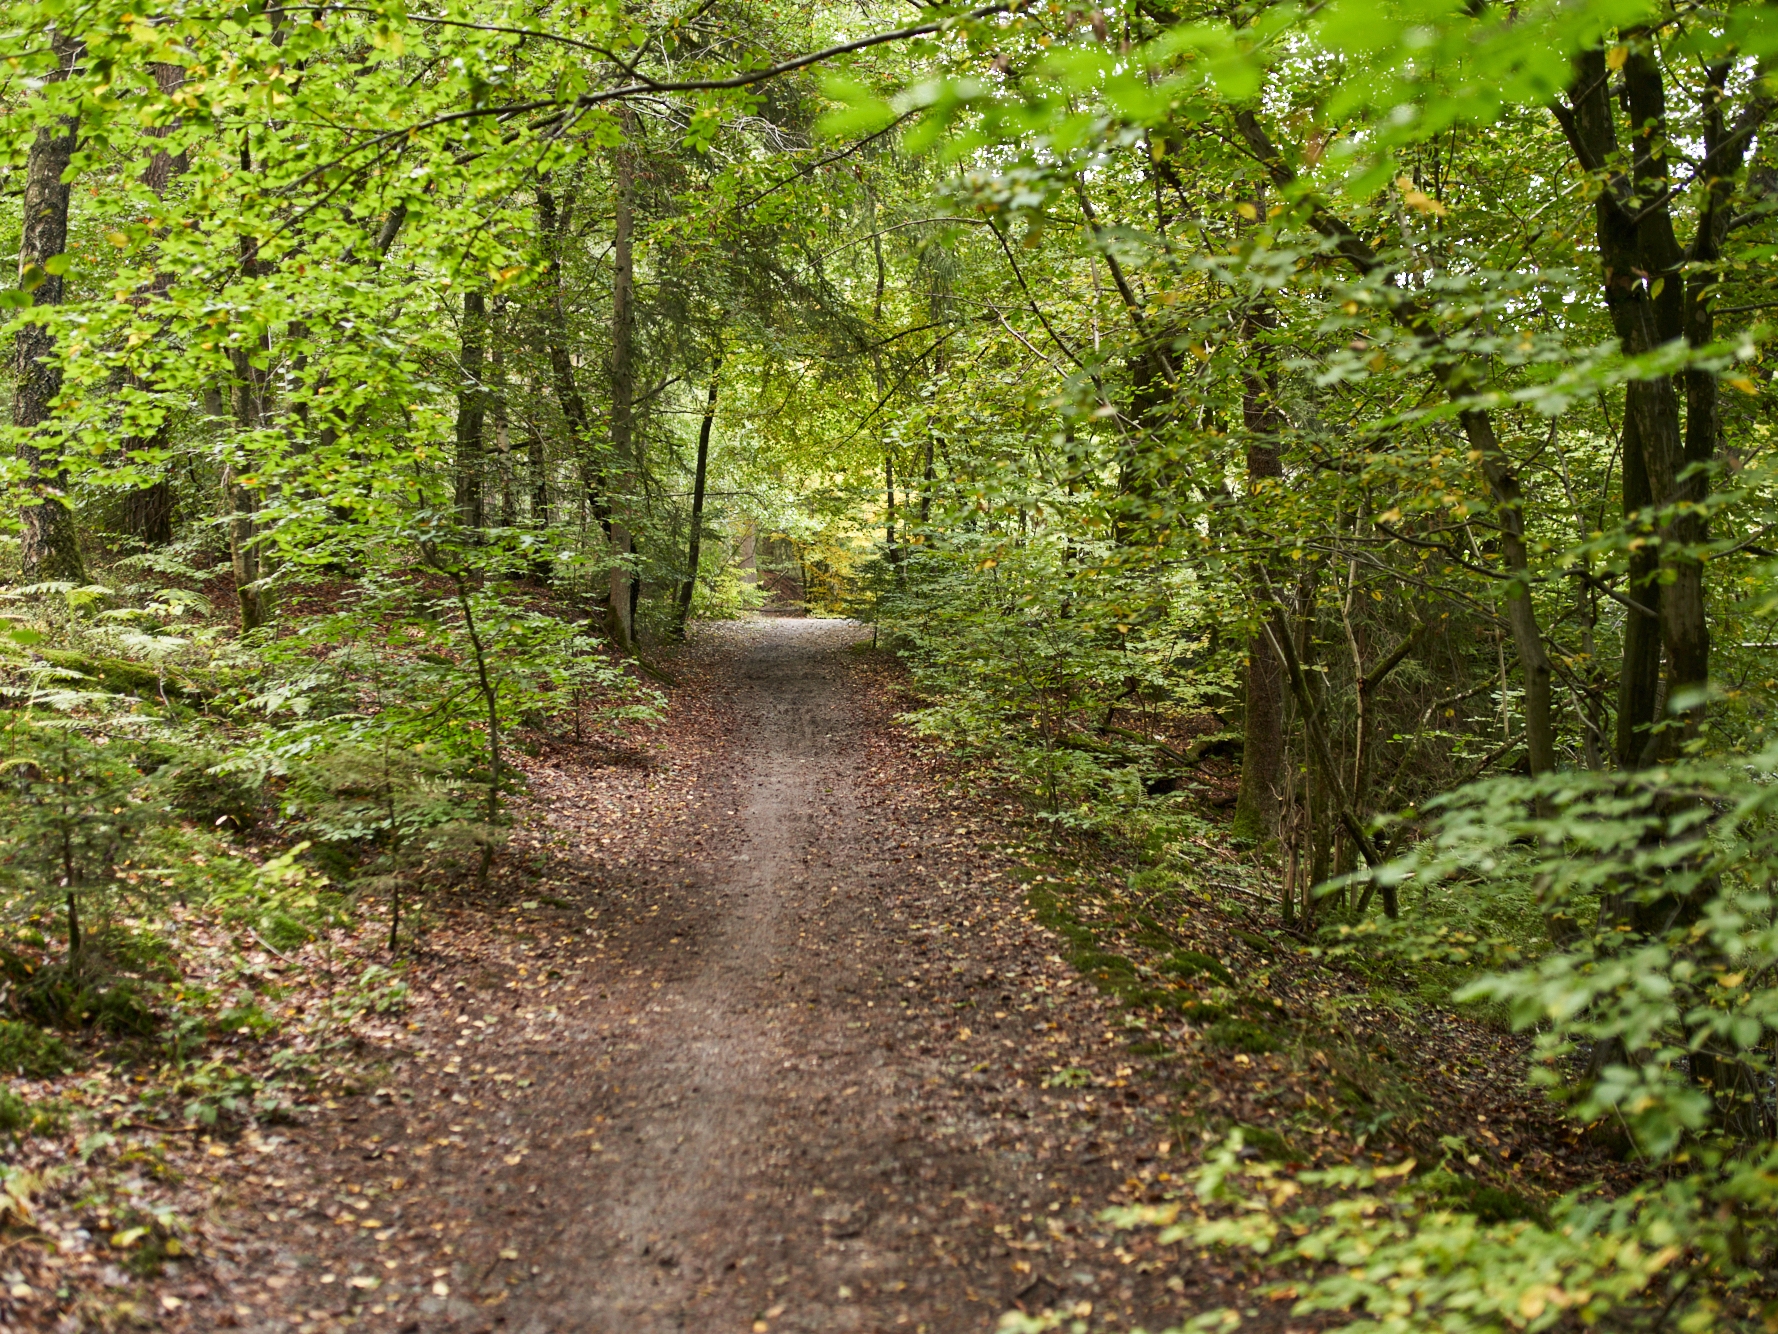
1099;750;1778;1331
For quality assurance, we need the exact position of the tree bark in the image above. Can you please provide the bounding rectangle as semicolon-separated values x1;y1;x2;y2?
537;182;595;589
884;452;898;564
116;60;189;547
1233;304;1285;843
676;364;720;637
454;290;487;531
1554;46;1769;761
227;318;272;626
606;127;638;650
13;36;86;584
1615;411;1663;767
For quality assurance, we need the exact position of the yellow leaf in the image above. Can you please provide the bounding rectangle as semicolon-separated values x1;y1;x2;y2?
1727;377;1758;394
1606;44;1628;70
1235;202;1258;221
112;1227;149;1249
1401;185;1443;216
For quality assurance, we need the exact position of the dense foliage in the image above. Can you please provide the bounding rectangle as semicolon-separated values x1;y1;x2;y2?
4;0;1778;1326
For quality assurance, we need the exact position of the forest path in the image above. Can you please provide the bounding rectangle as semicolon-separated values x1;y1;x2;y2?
211;619;1198;1334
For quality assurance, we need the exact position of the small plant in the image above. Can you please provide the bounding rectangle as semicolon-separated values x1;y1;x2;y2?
0;1089;70;1140
286;742;493;952
1206;1018;1281;1054
0;719;152;967
0;1019;75;1077
154;749;264;831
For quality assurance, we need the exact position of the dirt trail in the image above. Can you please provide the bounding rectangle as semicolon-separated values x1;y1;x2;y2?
211;618;1193;1334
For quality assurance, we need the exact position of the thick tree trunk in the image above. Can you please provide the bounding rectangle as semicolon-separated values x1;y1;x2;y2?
884;452;898;564
121;482;175;546
13;39;86;584
1559;41;1774;1138
116;60;189;546
676;365;720;637
1556;44;1768;762
454;290;487;531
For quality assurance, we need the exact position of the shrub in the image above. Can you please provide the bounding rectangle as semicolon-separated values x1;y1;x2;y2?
0;1019;75;1077
155;750;264;831
0;719;153;965
13;966;159;1036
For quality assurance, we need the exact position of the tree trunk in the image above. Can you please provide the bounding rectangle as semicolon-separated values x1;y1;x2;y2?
1558;41;1774;1137
1555;43;1767;762
884;452;898;565
488;300;514;528
122;482;175;546
1234;300;1285;843
13;37;86;584
606;128;638;650
454;290;487;531
676;364;720;637
227;325;273;630
116;60;189;546
1615;411;1663;767
1458;407;1556;778
537;183;598;594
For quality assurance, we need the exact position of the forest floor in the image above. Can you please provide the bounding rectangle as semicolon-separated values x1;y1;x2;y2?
184;616;1212;1334
8;616;1615;1334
